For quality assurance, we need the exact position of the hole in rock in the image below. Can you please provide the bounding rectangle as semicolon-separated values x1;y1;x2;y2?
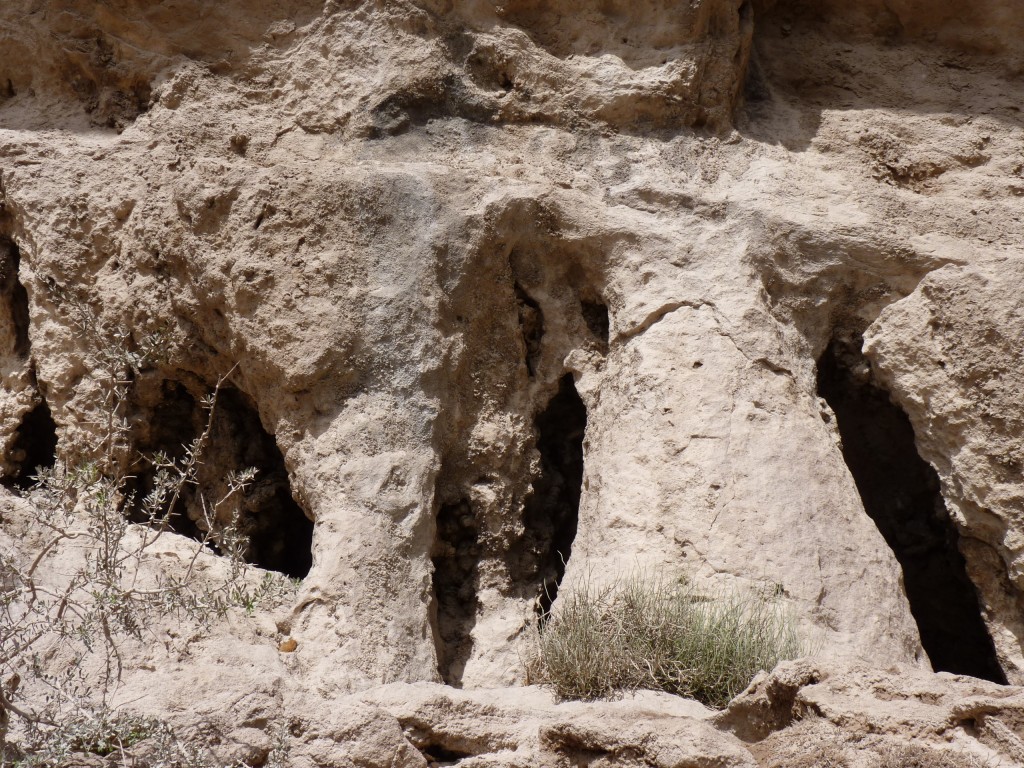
511;373;586;616
431;498;480;686
368;74;498;137
128;380;204;537
817;335;1005;683
581;299;609;349
8;399;58;489
515;285;544;377
133;382;313;579
419;742;473;765
200;387;314;578
742;52;772;105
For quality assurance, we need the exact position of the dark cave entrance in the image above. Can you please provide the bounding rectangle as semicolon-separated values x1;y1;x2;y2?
431;498;479;686
208;388;314;578
514;373;587;617
0;236;58;489
128;380;205;542
133;381;314;579
1;237;31;358
8;400;58;489
817;335;1005;683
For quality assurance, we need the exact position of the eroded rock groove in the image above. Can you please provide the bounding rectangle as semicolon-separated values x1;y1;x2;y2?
515;285;544;377
513;373;586;616
1;237;31;358
817;335;1006;683
431;498;480;686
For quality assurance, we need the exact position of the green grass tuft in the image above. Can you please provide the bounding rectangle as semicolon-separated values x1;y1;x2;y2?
526;572;804;708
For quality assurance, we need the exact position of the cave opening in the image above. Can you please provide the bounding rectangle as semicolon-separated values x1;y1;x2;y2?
817;335;1006;683
132;381;314;579
207;388;313;578
419;742;473;764
8;399;58;490
0;236;57;489
512;373;587;617
431;498;479;686
127;380;205;541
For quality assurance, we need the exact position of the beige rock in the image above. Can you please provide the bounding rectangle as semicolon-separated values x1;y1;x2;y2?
755;0;1024;67
722;660;1024;767
1;0;1024;762
360;682;755;767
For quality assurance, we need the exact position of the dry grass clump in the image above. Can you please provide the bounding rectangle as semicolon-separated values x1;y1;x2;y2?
771;747;848;768
767;743;1002;768
874;743;1005;768
526;573;803;708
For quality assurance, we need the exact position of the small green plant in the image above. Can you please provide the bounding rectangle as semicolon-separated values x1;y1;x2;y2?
526;572;804;708
13;709;155;766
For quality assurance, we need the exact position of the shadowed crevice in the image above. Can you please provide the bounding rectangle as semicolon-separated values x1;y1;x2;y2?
511;373;587;617
0;237;58;488
581;299;609;352
516;285;544;377
817;335;1005;683
419;742;473;764
431;498;480;686
1;238;31;358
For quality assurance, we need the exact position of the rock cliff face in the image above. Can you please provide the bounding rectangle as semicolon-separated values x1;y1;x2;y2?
2;0;1024;764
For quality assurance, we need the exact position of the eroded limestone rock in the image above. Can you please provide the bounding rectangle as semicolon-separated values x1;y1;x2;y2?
2;0;1024;761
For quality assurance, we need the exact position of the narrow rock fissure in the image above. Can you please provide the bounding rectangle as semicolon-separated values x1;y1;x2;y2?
132;382;313;578
515;285;544;377
817;335;1006;683
1;237;31;358
512;373;586;617
431;498;480;686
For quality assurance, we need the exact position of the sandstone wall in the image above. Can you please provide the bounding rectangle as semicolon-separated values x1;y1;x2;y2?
1;0;1023;720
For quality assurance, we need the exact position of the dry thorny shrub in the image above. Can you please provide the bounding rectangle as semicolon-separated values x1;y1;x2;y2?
0;295;296;767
